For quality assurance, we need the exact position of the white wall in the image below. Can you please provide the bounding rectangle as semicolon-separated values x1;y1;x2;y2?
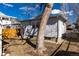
58;20;66;38
45;18;66;38
2;20;11;25
64;23;66;33
45;19;58;37
23;18;66;39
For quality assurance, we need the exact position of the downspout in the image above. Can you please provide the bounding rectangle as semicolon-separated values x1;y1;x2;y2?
56;16;59;42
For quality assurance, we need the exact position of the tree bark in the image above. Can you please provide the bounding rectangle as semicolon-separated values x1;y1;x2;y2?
36;3;53;55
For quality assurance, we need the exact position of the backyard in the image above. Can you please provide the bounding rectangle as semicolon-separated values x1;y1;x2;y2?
3;37;79;56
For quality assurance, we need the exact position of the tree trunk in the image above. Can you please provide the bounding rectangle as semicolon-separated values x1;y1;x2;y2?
36;3;53;55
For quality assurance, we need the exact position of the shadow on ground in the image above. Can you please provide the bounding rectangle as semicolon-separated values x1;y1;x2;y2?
3;40;9;45
52;50;79;56
62;32;79;42
24;37;36;49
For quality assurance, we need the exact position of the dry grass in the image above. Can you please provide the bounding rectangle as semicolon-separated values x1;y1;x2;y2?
3;37;79;56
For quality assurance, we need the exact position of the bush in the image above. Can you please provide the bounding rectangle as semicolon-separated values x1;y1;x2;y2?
2;28;17;39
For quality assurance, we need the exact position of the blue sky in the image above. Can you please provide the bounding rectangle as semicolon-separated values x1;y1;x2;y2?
0;3;78;23
0;3;44;20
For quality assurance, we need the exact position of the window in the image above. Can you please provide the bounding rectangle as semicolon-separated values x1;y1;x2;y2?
2;17;9;20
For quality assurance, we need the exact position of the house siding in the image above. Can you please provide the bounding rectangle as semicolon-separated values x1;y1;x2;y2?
23;16;67;39
45;18;57;37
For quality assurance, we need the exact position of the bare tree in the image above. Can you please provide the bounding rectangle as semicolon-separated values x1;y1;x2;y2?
36;3;53;55
69;4;79;31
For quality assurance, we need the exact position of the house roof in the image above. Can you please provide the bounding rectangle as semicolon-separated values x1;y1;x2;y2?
0;12;17;19
0;12;9;17
21;14;68;22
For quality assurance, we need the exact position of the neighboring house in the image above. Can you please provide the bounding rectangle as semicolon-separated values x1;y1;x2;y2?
0;12;20;29
0;12;19;55
76;17;79;31
66;24;73;32
22;14;67;43
10;18;21;28
0;12;11;27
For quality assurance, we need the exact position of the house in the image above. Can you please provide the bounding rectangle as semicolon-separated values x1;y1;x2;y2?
0;12;11;27
0;12;12;55
0;12;21;29
76;17;79;31
21;14;68;43
0;12;19;55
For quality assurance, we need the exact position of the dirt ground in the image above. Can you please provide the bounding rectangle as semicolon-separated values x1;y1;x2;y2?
2;37;79;56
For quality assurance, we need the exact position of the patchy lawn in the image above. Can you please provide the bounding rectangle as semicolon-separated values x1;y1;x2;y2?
3;37;79;56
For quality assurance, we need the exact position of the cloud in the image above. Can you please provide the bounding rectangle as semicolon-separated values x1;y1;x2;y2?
35;4;40;8
9;16;17;18
60;10;73;16
29;16;35;19
65;10;73;16
3;3;13;7
19;7;28;11
19;6;35;11
19;5;40;18
51;9;61;14
51;9;73;16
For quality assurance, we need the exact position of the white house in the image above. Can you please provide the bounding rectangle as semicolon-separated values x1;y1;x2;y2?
0;12;20;28
0;12;11;26
44;15;67;43
0;12;12;55
0;12;18;55
22;14;67;44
